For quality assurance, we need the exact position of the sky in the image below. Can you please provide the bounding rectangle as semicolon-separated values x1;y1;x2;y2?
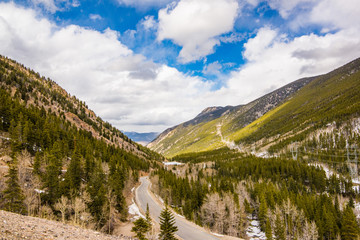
0;0;360;133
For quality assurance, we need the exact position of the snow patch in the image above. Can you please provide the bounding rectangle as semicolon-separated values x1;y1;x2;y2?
34;189;45;194
128;202;145;220
211;232;224;237
163;161;184;166
246;219;266;240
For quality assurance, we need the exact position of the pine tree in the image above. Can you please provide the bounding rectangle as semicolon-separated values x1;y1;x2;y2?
146;203;152;225
132;217;150;240
259;194;268;230
43;153;60;204
33;152;42;175
265;219;273;240
341;205;359;240
274;211;285;240
159;205;178;240
2;164;27;214
64;148;82;194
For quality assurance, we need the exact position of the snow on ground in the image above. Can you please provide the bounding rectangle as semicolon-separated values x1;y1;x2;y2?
34;189;45;194
211;232;224;237
308;163;360;192
355;202;360;219
128;200;145;220
163;161;184;166
246;219;266;240
308;162;339;179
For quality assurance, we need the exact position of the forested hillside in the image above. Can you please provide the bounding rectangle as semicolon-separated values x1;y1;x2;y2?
0;55;161;233
151;148;360;239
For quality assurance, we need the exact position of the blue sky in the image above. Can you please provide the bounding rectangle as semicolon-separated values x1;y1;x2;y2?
0;0;360;133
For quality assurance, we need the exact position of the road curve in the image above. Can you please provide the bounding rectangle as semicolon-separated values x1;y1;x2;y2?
136;176;220;240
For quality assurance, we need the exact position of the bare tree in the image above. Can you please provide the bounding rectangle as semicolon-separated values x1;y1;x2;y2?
72;196;86;225
24;188;39;216
39;204;54;220
55;195;69;223
105;189;116;234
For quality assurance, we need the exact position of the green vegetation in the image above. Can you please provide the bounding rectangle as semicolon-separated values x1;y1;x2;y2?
132;217;150;240
150;58;360;158
159;205;178;240
153;148;359;239
2;160;26;215
0;55;160;232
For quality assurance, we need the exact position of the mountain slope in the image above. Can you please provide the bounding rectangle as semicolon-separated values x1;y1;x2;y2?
148;75;316;157
149;57;360;157
0;55;162;161
0;55;162;234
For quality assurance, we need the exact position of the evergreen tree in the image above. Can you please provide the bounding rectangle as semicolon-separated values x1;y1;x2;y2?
132;217;150;240
33;152;42;175
274;211;285;240
159;205;178;240
259;194;268;230
265;219;273;240
64;148;82;195
43;153;60;204
341;205;359;240
2;164;26;214
146;203;151;225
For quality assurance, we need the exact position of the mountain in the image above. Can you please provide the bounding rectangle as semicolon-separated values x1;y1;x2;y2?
149;57;360;157
124;131;159;145
0;55;162;234
0;55;162;161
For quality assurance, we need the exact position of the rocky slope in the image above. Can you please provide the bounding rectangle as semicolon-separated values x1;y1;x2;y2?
0;210;135;240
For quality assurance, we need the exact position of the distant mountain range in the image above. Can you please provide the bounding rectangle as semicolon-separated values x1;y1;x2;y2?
148;57;360;157
124;132;159;145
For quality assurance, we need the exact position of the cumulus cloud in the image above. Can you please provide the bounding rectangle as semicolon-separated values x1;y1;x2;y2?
309;0;360;31
224;27;360;104
157;0;239;63
0;2;212;132
1;1;360;134
141;15;157;30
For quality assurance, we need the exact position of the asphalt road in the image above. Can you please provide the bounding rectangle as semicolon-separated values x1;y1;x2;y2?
136;176;220;240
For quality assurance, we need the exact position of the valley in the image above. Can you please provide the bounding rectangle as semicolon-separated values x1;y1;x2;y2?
0;56;359;240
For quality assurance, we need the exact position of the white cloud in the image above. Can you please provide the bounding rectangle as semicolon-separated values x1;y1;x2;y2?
203;61;222;76
0;2;212;132
117;0;175;9
31;0;58;13
89;14;102;21
309;0;360;31
1;1;360;134
242;27;278;61
224;26;360;104
266;0;316;18
157;0;239;63
141;15;156;30
31;0;80;13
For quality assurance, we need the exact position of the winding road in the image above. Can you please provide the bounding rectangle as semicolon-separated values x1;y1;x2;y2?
136;176;220;240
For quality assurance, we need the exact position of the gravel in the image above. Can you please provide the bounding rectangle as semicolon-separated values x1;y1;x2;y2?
0;210;136;240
